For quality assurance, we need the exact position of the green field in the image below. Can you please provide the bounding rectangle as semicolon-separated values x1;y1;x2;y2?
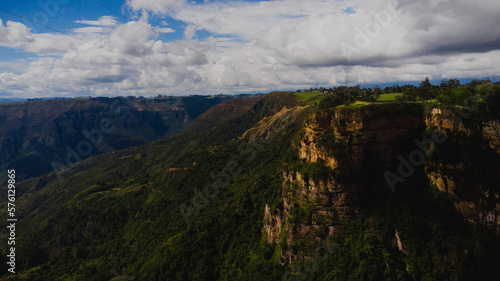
377;93;403;102
293;90;321;99
352;101;372;106
293;90;323;105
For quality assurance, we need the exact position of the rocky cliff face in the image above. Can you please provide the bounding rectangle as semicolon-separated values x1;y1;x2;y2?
264;104;425;263
483;121;500;153
265;103;500;263
425;107;500;233
299;106;424;170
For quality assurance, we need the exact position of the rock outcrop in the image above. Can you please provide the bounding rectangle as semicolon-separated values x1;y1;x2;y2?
483;121;500;153
425;107;500;233
266;102;500;263
264;104;425;263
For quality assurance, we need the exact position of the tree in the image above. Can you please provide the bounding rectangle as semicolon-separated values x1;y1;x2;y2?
319;92;345;109
373;86;382;99
484;85;500;118
402;87;417;101
436;86;473;105
348;85;362;101
416;77;440;100
420;77;432;88
440;79;460;87
468;78;491;88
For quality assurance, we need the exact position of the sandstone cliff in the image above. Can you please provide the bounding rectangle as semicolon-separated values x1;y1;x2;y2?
264;103;500;264
264;104;425;263
425;107;500;233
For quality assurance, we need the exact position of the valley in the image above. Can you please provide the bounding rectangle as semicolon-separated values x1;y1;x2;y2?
0;95;233;184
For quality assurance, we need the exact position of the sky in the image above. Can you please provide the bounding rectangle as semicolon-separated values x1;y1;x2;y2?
0;0;499;98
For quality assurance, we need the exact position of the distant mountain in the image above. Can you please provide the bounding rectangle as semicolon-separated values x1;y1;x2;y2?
0;95;233;183
0;98;27;103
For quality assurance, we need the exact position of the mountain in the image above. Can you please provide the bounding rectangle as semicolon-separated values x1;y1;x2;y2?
1;87;499;280
0;95;233;183
0;98;27;104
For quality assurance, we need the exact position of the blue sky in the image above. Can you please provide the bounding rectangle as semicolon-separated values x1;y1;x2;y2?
0;0;499;98
0;0;185;41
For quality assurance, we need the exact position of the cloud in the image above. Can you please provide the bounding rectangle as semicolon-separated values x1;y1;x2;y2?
156;27;175;33
0;19;34;48
0;61;30;73
75;16;118;27
109;21;157;57
72;26;111;34
162;0;500;69
0;0;499;98
87;74;128;83
0;19;77;53
73;16;119;34
126;0;187;14
183;24;196;40
0;12;217;98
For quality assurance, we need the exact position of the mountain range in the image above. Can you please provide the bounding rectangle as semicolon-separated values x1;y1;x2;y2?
0;95;233;184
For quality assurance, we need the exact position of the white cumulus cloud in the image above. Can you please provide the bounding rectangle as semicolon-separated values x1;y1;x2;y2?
0;0;499;98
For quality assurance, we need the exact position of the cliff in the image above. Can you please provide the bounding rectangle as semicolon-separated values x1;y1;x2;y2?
264;102;500;266
264;103;425;263
425;107;500;233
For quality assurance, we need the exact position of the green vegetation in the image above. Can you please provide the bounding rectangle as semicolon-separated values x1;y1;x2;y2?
377;93;403;102
294;90;320;100
0;95;234;184
317;126;336;149
0;81;499;280
314;78;499;111
316;126;346;154
0;93;303;280
293;90;324;106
